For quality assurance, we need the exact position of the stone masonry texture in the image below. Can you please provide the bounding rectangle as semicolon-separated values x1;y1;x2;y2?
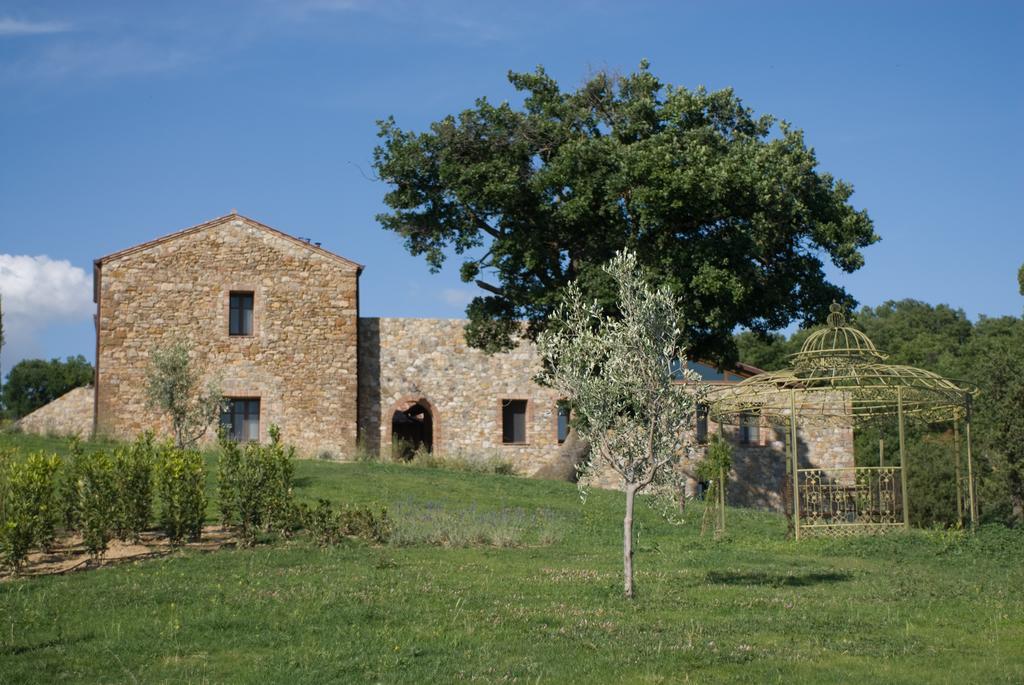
16;386;94;438
88;213;853;511
95;215;360;457
357;317;564;475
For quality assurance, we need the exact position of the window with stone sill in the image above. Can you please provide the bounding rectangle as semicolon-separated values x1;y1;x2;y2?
739;411;760;446
229;291;254;336
502;399;528;444
221;397;260;442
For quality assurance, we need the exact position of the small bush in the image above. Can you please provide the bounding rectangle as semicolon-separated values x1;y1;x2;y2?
339;504;392;544
263;425;296;535
112;434;155;542
76;451;117;559
155;445;206;545
303;498;392;545
217;424;295;546
0;451;61;569
60;439;87;531
408;449;517;476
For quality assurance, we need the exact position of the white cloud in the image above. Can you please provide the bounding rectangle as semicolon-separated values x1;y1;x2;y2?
2;39;195;81
441;287;473;308
0;17;71;36
0;255;92;374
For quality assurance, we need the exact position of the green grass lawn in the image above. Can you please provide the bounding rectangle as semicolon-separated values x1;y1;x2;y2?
1;434;1023;683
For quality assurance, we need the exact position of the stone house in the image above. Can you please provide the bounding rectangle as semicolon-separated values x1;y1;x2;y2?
66;212;852;510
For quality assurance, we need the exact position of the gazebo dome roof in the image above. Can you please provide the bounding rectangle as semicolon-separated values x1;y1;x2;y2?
708;303;976;426
789;304;886;368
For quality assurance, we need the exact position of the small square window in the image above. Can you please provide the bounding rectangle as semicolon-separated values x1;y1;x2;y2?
556;402;571;444
502;399;528;444
229;292;254;336
220;398;260;442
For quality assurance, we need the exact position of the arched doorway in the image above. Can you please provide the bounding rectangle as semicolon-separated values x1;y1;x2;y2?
390;401;433;460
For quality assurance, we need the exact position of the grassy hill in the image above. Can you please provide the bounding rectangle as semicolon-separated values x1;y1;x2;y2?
1;434;1023;683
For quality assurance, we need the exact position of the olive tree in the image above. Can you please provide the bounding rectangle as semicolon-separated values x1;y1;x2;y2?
145;342;224;449
537;251;705;598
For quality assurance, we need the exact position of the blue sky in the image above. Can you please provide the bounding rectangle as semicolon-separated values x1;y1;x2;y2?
0;0;1021;377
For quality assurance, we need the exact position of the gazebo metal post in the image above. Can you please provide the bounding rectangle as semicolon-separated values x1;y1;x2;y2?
966;395;977;530
954;416;963;528
718;464;726;533
783;427;794;537
790;390;800;540
898;387;910;529
879;438;885;467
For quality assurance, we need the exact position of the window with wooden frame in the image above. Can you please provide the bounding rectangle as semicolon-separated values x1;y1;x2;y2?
229;291;254;336
501;399;528;444
695;403;709;444
220;397;260;442
556;402;571;444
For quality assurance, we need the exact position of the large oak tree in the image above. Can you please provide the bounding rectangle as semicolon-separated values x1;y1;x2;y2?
373;62;878;362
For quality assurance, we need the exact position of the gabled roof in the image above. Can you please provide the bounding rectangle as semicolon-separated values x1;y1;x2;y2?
94;212;364;272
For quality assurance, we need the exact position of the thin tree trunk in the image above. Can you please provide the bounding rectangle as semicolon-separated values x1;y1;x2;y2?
623;483;638;599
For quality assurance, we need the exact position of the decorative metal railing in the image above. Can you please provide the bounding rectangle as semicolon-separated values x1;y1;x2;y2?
797;466;903;536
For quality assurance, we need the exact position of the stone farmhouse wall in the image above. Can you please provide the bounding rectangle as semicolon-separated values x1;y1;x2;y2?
583;404;854;511
88;212;854;511
357;318;563;475
94;215;360;457
16;386;94;438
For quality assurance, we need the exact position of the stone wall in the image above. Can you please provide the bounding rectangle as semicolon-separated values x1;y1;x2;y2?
579;408;854;512
357;318;564;475
16;386;95;438
95;215;360;457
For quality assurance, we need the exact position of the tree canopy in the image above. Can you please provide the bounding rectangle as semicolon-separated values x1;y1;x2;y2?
2;355;94;419
374;62;878;362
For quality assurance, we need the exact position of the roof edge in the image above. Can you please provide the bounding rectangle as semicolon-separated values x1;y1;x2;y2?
94;213;365;272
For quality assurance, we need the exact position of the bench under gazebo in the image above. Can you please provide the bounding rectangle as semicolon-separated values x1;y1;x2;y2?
709;304;978;538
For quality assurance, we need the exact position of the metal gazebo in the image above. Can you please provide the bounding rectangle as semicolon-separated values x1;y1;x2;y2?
709;304;978;538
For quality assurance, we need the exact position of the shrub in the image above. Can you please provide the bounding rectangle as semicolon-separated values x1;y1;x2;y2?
217;424;295;546
112;434;155;542
303;498;392;546
696;435;733;537
76;450;117;559
155;445;206;544
304;499;343;546
0;451;61;569
263;425;296;534
339;504;392;544
408;449;517;476
60;439;86;531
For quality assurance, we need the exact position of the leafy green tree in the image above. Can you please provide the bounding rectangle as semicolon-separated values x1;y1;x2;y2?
2;355;94;419
374;62;878;362
537;251;705;598
145;342;224;449
734;331;793;371
855;300;972;380
963;316;1024;524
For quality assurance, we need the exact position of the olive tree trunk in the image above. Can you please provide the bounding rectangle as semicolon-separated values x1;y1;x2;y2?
623;483;639;598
